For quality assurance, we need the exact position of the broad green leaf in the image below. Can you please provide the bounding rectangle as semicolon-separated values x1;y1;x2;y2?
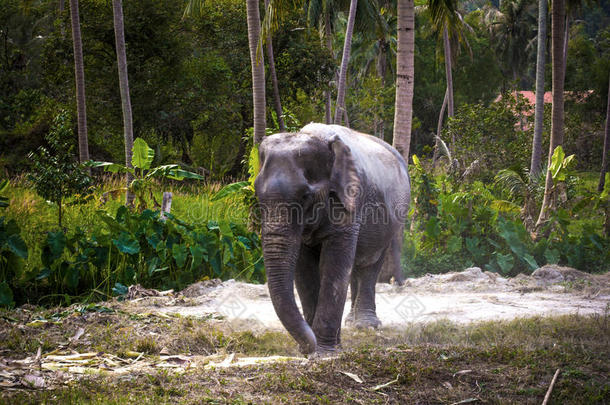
0;282;14;307
172;243;188;268
46;231;66;262
0;179;8;194
495;253;514;274
131;138;154;170
65;266;80;289
522;253;538;270
190;245;205;270
166;169;205;181
112;282;128;296
211;181;249;201
7;234;28;259
86;161;134;174
549;146;565;180
146;164;179;178
218;221;233;237
544;248;560;264
112;232;140;255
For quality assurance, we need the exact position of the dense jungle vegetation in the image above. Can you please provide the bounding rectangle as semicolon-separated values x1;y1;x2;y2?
0;0;609;307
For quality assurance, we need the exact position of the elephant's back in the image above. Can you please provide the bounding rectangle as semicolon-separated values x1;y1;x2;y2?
300;123;410;192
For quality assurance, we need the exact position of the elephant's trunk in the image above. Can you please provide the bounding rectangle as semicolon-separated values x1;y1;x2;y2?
262;226;316;354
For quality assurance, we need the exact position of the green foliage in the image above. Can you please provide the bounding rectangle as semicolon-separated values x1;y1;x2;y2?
27;111;93;227
404;161;610;277
87;138;204;211
444;93;533;180
0;180;27;308
9;207;262;306
549;146;575;183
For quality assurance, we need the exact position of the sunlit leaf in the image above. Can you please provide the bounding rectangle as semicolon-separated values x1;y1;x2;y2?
131;138;155;170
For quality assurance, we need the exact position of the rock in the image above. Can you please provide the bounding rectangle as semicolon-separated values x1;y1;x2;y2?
446;267;485;282
532;265;591;285
180;279;223;298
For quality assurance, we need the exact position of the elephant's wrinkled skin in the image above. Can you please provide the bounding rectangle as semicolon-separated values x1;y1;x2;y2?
255;123;410;354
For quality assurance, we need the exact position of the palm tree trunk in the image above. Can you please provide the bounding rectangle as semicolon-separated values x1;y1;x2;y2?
69;0;89;164
599;74;610;192
562;14;569;73
112;0;135;206
443;25;455;152
536;0;566;229
333;0;358;125
432;87;449;165
392;0;415;162
324;13;333;125
443;26;454;118
264;0;285;132
531;0;547;178
247;0;266;144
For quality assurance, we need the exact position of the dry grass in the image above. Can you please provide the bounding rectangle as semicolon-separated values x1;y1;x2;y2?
1;303;608;404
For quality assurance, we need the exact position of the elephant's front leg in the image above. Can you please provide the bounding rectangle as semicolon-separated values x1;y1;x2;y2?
312;227;359;351
295;244;320;327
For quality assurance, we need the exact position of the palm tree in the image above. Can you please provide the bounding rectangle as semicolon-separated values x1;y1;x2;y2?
264;0;285;132
247;0;266;144
530;0;547;178
350;1;396;137
112;0;135;205
333;0;358;124
68;0;89;164
536;0;566;229
484;0;536;87
392;0;415;161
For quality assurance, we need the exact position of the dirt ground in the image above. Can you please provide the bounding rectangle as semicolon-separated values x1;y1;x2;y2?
1;265;609;404
156;264;610;331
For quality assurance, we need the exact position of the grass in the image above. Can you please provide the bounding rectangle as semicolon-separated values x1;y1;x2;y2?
1;303;608;404
3;175;250;276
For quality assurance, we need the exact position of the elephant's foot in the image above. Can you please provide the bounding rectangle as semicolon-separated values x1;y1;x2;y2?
308;344;341;359
351;310;381;329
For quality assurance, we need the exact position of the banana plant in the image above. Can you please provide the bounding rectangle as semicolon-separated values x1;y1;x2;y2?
86;138;204;211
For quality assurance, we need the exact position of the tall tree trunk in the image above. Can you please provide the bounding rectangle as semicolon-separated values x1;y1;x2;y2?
432;87;449;165
247;0;266;144
531;0;548;178
536;0;566;229
112;0;134;206
599;74;610;192
392;0;415;162
333;0;358;125
264;0;285;132
375;43;387;139
442;25;455;151
562;14;569;73
324;13;333;125
69;0;89;164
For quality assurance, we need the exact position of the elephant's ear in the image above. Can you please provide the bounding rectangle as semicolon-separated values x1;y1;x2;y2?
329;135;360;214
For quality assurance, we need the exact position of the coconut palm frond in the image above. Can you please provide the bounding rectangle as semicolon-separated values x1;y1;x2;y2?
495;168;527;198
435;135;452;163
491;199;522;214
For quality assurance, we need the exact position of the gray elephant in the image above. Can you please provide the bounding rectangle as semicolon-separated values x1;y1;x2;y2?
254;123;410;354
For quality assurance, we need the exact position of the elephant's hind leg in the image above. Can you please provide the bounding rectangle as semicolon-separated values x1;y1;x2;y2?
351;254;385;329
295;244;320;327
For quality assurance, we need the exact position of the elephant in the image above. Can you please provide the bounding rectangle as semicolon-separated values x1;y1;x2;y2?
254;123;410;354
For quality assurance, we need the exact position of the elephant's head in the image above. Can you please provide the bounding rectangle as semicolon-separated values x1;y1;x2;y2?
254;132;359;353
